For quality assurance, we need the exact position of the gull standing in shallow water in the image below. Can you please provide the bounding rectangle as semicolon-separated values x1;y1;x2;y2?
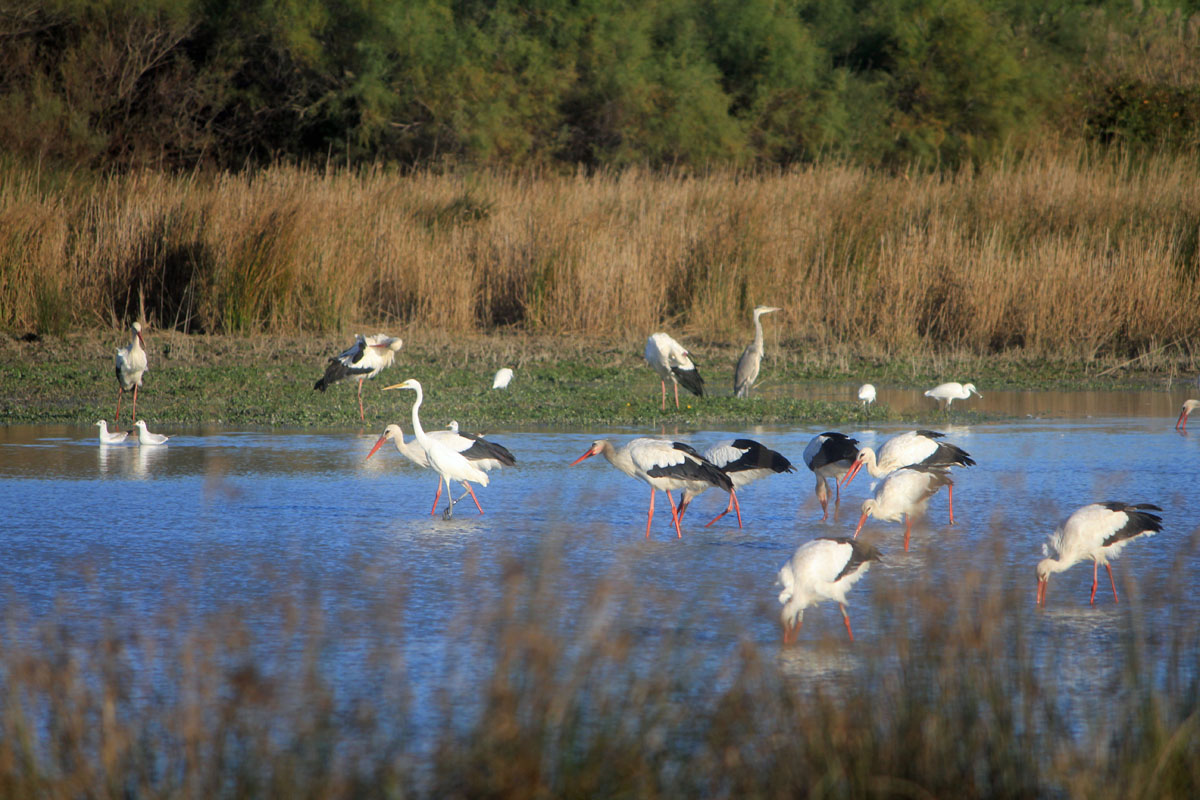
1036;502;1162;606
777;537;882;643
858;383;876;422
133;420;169;446
94;420;129;444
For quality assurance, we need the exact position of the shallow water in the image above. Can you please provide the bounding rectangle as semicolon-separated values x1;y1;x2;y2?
1;397;1197;743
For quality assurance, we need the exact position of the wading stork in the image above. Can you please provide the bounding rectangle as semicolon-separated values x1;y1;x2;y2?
1176;399;1200;431
777;537;882;643
840;430;974;524
382;379;507;519
734;305;781;398
924;382;982;409
1035;502;1162;606
853;466;952;552
571;438;732;539
677;438;795;528
314;334;404;421
645;333;704;410
114;321;148;425
803;432;860;521
366;421;516;514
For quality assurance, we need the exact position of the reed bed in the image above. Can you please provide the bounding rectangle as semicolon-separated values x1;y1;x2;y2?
0;534;1196;799
2;152;1200;362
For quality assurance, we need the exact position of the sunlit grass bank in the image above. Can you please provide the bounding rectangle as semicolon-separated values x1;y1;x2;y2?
0;538;1196;799
3;152;1200;366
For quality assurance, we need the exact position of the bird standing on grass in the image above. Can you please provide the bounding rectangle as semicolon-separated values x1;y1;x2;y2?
314;334;404;421
858;384;876;422
492;368;514;389
803;432;860;521
777;537;882;643
924;382;982;409
645;333;704;410
114;321;148;425
571;438;732;539
1036;502;1162;606
734;305;781;398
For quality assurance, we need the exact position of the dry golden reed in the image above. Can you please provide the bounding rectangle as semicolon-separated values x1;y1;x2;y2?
2;151;1199;359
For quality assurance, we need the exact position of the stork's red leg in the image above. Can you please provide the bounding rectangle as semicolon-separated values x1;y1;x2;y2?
840;604;854;641
673;381;680;409
666;490;682;538
731;490;742;528
705;494;733;528
645;486;656;539
660;381;666;411
431;478;443;515
1106;563;1118;603
130;385;139;423
463;482;484;514
947;483;956;525
115;388;123;425
357;379;366;422
903;514;912;552
1090;560;1099;604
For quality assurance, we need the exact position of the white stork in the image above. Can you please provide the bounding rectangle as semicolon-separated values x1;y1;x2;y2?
382;379;511;519
1036;502;1162;606
777;537;882;643
133;419;169;446
853;466;952;552
839;430;974;524
734;305;781;398
858;384;876;422
314;334;404;421
924;382;982;409
677;438;795;528
366;420;516;514
571;438;733;539
94;419;129;444
114;321;148;425
645;333;704;410
803;432;860;521
1176;399;1199;431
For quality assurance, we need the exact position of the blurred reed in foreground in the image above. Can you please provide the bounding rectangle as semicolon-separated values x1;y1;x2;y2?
2;150;1199;365
0;539;1196;799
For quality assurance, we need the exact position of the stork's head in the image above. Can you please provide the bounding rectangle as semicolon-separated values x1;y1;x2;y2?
1177;399;1200;431
840;448;874;487
1035;559;1056;605
131;321;145;346
570;440;606;465
366;424;403;460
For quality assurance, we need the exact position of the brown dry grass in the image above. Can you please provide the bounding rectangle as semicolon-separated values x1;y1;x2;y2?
2;151;1199;362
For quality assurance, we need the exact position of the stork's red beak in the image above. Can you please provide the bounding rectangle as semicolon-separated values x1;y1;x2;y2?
1177;408;1190;431
570;449;595;466
840;459;864;488
366;433;388;460
1036;578;1047;606
853;512;867;538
